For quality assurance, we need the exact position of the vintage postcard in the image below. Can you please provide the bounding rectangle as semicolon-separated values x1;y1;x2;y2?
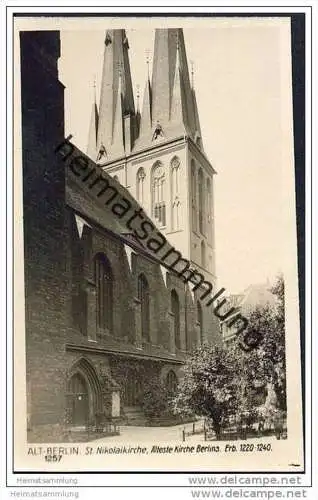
11;13;305;475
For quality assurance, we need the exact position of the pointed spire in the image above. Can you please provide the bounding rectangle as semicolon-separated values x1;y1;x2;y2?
86;78;99;160
97;29;135;160
151;29;177;126
135;84;141;135
111;67;125;157
170;35;186;126
139;77;152;137
192;87;203;149
175;30;196;137
190;60;194;89
150;28;197;142
136;84;140;113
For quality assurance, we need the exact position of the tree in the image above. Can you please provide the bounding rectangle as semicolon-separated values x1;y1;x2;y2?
243;274;286;412
172;344;242;439
140;379;171;420
230;274;286;419
172;275;286;437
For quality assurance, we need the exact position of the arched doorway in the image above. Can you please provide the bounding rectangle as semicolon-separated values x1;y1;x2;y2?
67;373;89;426
66;358;102;427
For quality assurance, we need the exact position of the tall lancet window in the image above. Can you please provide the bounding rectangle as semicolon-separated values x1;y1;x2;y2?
95;253;113;333
197;301;203;345
138;274;150;342
171;156;180;196
136;167;146;204
201;240;206;269
152;161;166;227
198;168;205;235
191;160;197;232
171;156;180;231
207;178;212;243
171;290;181;350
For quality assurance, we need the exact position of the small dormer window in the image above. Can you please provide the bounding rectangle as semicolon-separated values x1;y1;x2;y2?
97;144;107;162
152;121;164;141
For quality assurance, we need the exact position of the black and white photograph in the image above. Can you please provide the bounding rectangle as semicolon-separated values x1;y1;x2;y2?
11;13;305;474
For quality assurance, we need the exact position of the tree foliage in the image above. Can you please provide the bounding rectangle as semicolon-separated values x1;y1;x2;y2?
231;274;286;412
248;274;286;411
172;344;241;438
172;275;286;434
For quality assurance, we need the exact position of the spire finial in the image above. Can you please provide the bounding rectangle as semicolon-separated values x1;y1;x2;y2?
146;49;151;80
136;84;140;112
190;60;195;89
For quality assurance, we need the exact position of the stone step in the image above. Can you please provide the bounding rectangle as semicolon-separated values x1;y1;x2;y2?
123;406;147;426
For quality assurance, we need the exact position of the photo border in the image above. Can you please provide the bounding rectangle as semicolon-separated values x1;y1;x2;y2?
5;4;312;487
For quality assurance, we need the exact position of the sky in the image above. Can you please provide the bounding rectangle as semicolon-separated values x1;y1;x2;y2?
58;18;295;294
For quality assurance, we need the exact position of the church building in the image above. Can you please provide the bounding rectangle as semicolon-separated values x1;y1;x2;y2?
20;28;220;443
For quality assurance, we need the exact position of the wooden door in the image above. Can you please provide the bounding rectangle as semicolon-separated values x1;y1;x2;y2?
68;373;89;426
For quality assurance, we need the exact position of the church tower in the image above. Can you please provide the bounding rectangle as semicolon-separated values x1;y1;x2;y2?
87;28;216;283
87;29;136;162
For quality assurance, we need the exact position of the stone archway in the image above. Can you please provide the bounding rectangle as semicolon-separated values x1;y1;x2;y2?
66;358;102;426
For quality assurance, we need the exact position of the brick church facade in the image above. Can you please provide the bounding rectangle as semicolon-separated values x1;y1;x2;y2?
20;28;220;442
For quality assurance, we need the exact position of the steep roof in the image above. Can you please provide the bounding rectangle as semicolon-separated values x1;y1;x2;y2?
86;94;99;161
96;29;135;161
135;28;203;152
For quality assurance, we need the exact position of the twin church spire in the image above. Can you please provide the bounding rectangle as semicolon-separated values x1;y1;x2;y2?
87;28;203;162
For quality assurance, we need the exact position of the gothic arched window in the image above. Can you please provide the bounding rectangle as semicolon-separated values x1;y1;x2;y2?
95;253;113;332
152;161;166;227
191;160;197;231
197;301;203;344
171;156;180;196
166;370;178;395
201;240;206;269
136;167;146;204
198;168;204;235
171;157;180;231
171;289;181;350
138;274;150;342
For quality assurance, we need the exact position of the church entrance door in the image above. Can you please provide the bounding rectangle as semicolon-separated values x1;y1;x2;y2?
67;373;89;426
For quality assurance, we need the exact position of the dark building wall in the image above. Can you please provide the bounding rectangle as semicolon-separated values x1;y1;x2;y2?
67;217;203;356
20;31;70;438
